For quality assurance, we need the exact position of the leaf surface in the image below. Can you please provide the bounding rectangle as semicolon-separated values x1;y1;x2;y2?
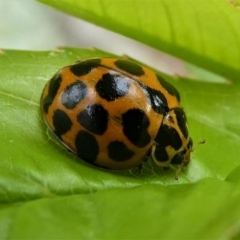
38;0;240;82
0;48;240;238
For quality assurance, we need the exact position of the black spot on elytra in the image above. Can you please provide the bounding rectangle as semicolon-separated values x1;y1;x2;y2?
122;109;151;148
42;73;62;114
157;74;180;102
77;104;108;135
137;82;168;115
61;81;87;109
95;73;130;101
108;141;134;161
75;131;99;163
114;59;144;76
70;58;101;76
52;109;72;137
174;108;188;139
155;124;182;151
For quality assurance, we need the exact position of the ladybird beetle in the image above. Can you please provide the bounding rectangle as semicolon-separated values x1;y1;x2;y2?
40;57;193;171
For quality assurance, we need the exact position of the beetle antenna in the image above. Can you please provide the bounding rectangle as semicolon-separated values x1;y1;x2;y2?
175;163;184;180
192;139;205;152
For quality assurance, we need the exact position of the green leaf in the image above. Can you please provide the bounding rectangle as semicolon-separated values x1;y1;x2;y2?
2;0;240;238
1;47;240;239
2;179;240;240
38;0;240;82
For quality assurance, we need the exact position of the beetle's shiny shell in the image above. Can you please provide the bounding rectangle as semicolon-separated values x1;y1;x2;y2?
40;58;190;170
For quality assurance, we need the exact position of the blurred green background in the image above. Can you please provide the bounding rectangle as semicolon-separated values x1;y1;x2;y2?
0;0;192;77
